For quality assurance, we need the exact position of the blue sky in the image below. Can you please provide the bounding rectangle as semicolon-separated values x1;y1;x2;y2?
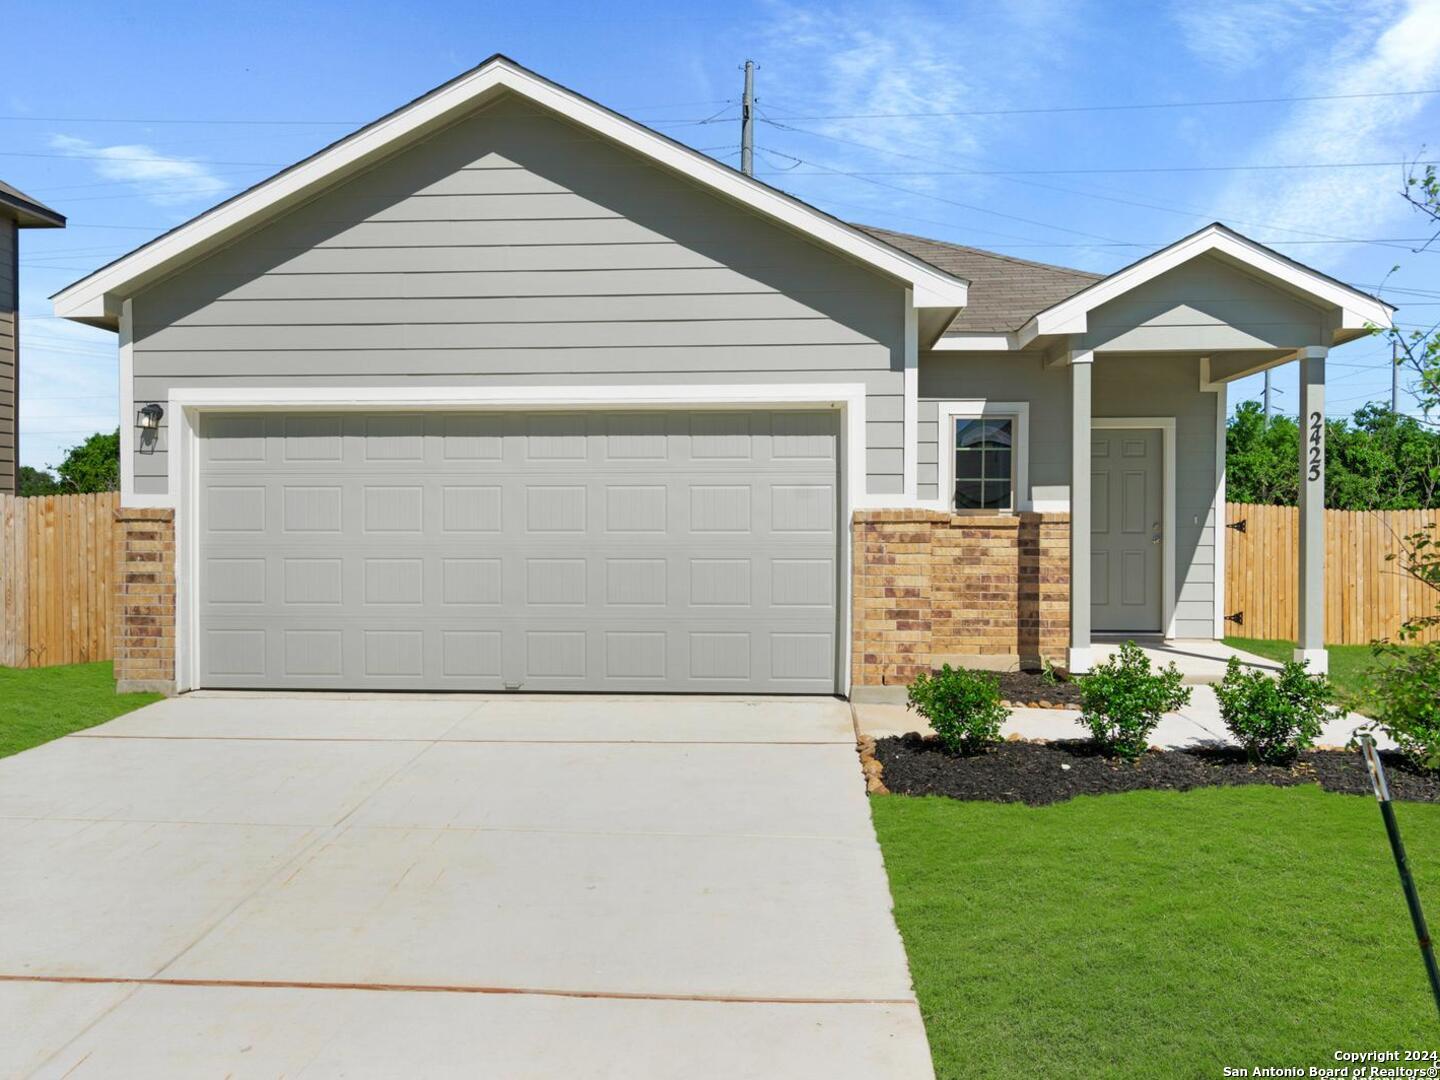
5;0;1440;470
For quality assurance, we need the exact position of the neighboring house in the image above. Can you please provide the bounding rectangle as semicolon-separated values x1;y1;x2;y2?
53;56;1393;696
0;182;65;495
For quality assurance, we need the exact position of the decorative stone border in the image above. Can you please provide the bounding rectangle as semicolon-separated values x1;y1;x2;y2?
856;734;888;794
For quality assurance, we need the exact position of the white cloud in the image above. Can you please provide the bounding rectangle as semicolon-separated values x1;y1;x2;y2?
48;134;228;205
748;0;1085;242
757;2;986;171
1171;0;1372;72
1210;0;1440;254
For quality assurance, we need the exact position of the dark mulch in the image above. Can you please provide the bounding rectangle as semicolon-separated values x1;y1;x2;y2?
874;733;1440;806
994;669;1081;708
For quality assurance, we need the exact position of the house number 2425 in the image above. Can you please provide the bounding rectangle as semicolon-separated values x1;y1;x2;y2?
1307;411;1323;482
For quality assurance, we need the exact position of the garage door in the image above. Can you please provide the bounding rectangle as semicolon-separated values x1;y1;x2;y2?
197;410;840;692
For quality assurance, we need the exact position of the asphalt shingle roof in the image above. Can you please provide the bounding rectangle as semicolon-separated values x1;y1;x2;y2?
855;224;1101;334
0;179;64;228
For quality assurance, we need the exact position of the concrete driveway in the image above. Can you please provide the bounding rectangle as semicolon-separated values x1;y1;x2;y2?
0;694;932;1079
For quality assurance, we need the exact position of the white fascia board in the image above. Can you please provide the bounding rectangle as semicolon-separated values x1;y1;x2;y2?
1018;224;1395;343
53;57;966;323
928;333;1018;351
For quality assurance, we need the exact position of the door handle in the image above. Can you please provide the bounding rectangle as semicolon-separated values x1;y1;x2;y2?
1150;522;1161;544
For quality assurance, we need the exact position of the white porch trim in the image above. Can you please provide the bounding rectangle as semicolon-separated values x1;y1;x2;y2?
163;381;870;696
1212;381;1228;639
903;290;920;500
1020;223;1393;344
1093;416;1178;641
1296;346;1328;674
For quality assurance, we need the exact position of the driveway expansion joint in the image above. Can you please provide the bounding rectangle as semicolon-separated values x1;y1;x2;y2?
0;974;917;1007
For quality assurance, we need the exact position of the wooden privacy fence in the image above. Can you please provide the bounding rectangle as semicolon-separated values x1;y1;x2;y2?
1225;501;1440;645
0;492;119;668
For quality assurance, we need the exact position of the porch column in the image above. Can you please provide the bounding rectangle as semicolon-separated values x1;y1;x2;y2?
1296;345;1328;673
1068;349;1094;673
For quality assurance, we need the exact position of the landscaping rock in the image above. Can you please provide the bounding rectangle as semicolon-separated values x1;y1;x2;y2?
994;670;1083;709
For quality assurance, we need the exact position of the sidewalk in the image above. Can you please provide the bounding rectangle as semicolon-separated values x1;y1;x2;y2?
855;684;1389;751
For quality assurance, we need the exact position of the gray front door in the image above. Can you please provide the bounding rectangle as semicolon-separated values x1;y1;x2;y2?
1091;428;1163;633
197;410;839;693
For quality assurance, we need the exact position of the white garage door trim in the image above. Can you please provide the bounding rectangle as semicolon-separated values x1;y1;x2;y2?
168;383;871;695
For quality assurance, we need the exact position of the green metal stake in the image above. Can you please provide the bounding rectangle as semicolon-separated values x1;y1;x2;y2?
1359;736;1440;1019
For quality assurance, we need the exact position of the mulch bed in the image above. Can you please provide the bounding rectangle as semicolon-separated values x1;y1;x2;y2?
994;669;1081;709
874;733;1440;806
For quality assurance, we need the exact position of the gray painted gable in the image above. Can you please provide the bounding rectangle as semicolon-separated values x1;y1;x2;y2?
130;94;909;495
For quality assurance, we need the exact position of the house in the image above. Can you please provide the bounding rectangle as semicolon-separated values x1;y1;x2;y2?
1;182;65;494
52;56;1393;697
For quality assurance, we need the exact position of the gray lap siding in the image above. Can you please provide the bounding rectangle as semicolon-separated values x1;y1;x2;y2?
919;351;1219;638
129;96;908;495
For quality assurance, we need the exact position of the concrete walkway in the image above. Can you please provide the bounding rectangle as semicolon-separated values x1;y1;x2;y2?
857;685;1389;750
857;638;1392;750
1;695;932;1079
1091;637;1283;684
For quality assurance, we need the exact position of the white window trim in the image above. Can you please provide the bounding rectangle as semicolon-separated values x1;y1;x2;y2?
935;400;1030;513
1092;417;1177;639
163;382;870;696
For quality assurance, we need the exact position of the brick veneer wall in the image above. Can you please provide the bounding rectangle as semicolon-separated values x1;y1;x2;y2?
851;509;1069;693
114;506;176;694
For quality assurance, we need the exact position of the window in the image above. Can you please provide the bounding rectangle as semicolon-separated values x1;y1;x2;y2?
937;400;1029;513
953;417;1013;510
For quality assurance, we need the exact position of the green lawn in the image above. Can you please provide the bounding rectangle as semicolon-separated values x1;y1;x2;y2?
1224;636;1386;708
873;787;1440;1079
0;662;163;759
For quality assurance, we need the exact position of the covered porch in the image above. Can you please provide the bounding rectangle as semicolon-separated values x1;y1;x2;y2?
1036;226;1396;674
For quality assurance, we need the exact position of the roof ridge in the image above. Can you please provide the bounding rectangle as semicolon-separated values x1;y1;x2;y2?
853;223;1103;281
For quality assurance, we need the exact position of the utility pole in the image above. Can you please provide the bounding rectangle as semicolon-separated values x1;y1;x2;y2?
1393;339;1401;413
1264;369;1273;424
740;60;755;177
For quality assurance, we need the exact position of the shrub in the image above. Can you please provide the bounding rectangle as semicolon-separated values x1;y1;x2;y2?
1214;656;1337;764
906;665;1008;755
1076;641;1191;760
1364;643;1440;771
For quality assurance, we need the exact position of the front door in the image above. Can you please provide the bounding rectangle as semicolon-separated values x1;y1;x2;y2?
1091;428;1163;633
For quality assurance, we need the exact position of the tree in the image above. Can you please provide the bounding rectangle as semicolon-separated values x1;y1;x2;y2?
17;465;60;496
1328;404;1440;510
1226;401;1299;505
53;429;120;493
1226;400;1440;509
1384;161;1440;414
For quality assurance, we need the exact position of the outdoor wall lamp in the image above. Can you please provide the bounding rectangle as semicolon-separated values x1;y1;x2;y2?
137;403;164;430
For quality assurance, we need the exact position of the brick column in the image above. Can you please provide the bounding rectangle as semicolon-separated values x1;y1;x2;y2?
113;506;176;694
852;510;936;688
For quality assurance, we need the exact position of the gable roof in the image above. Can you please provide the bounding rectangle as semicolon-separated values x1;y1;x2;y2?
870;220;1395;348
0;180;64;228
52;55;967;328
1019;222;1394;344
856;225;1100;333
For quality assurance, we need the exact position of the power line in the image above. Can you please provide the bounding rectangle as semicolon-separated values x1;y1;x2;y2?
758;118;1435;253
760;86;1440;122
759;158;1440;177
758;146;1136;245
0;99;735;127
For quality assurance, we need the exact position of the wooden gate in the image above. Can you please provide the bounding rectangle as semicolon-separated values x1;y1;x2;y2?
1224;502;1440;644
